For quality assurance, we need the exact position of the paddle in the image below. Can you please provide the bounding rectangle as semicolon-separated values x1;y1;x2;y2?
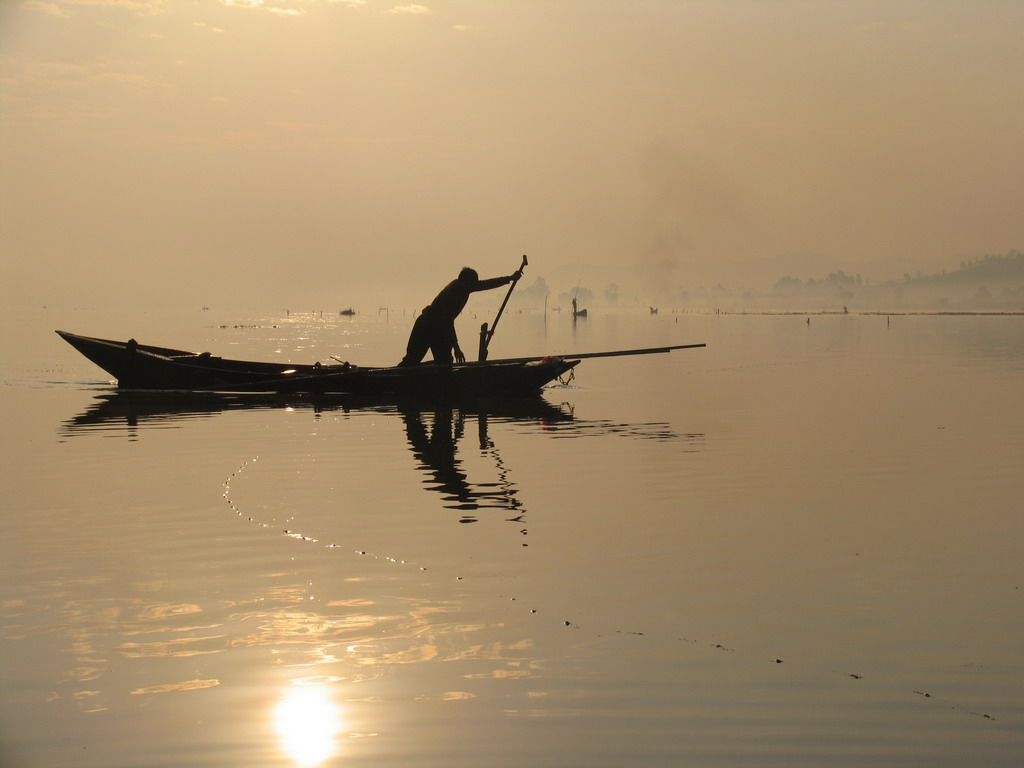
478;254;528;362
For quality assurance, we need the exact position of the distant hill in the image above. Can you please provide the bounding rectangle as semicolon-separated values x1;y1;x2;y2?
907;251;1024;287
764;250;1024;311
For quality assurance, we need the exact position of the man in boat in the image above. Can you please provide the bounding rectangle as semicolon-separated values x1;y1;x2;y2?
399;266;522;366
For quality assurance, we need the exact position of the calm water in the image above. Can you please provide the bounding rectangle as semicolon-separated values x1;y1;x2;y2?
2;307;1022;767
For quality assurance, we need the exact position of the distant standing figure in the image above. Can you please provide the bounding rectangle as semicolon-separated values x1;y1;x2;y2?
399;266;521;366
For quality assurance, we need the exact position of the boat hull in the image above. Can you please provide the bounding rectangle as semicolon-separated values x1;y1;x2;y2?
56;331;577;397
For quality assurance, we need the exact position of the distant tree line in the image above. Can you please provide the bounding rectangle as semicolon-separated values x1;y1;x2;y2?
769;250;1023;311
508;250;1022;313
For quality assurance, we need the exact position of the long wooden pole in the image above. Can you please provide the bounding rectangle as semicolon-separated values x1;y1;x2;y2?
478;254;528;361
462;343;706;367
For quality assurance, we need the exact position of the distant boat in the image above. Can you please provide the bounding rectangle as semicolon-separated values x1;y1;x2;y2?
649;307;658;314
339;308;356;316
572;297;587;317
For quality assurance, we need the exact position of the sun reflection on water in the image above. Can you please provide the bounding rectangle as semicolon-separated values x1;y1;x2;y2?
274;682;344;766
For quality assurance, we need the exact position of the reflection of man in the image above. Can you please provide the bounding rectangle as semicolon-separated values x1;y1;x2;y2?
399;405;520;518
399;267;522;366
401;406;474;509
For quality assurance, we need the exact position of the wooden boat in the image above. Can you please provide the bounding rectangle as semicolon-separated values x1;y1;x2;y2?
56;330;704;396
56;330;579;396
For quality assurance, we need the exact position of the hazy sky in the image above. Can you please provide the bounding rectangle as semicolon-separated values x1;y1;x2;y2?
2;0;1022;309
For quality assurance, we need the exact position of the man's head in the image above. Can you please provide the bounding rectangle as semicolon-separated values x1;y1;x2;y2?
458;267;479;284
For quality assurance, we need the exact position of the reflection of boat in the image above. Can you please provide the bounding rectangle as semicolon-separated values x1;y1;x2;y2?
56;330;578;397
61;392;575;529
61;390;574;435
61;391;703;521
63;392;296;431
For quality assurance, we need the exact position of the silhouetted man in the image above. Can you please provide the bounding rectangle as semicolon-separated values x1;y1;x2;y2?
399;266;522;366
